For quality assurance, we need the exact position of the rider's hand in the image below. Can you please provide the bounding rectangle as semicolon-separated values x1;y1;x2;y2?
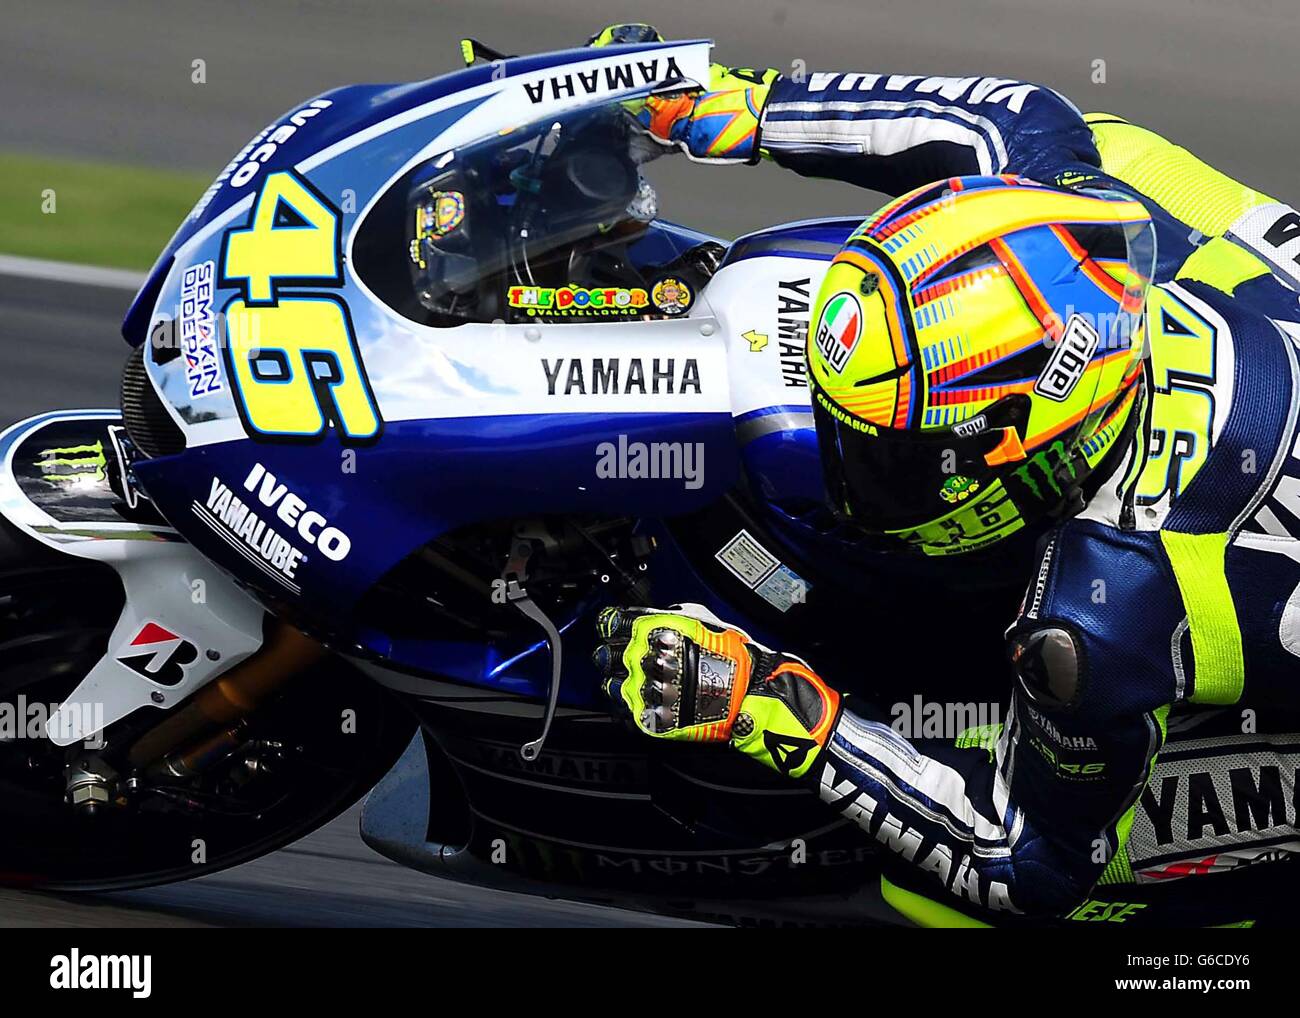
594;605;841;778
586;25;779;162
634;88;770;163
586;23;665;46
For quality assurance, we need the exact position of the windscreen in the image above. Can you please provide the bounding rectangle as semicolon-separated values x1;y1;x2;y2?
393;89;714;325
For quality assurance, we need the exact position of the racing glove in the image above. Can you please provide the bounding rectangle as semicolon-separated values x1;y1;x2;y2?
635;85;773;163
594;605;841;778
586;24;779;162
585;23;666;46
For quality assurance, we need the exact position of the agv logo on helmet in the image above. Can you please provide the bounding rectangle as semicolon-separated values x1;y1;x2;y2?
814;291;864;373
1034;314;1102;402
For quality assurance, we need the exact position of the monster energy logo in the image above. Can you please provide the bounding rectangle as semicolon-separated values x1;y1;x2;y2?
1011;439;1080;502
38;441;106;484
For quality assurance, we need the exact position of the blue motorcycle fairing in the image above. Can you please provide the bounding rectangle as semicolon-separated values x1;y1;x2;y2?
121;38;715;347
721;217;863;268
133;407;739;618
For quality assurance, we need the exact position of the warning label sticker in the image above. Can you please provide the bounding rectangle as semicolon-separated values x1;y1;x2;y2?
715;529;809;613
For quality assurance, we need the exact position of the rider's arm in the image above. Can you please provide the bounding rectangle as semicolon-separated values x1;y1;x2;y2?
595;523;1182;922
757;74;1300;303
653;62;1300;302
820;676;1168;921
585;14;1300;298
820;520;1190;921
757;71;1101;193
592;25;1092;189
647;67;1191;283
645;66;1103;185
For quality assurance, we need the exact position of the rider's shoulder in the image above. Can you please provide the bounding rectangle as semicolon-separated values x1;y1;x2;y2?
1120;280;1295;523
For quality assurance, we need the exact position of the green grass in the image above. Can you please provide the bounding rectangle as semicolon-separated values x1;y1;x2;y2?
0;153;210;270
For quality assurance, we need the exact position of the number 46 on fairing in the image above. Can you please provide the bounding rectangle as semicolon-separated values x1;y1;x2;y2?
219;171;382;445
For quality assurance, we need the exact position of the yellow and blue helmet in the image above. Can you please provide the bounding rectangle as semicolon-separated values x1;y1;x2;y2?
808;175;1155;556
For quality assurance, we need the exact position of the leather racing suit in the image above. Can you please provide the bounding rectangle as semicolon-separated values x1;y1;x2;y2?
613;62;1300;925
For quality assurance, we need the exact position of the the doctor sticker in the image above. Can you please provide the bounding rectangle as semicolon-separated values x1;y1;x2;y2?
815;291;864;373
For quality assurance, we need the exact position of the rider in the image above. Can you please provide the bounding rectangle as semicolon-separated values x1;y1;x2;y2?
588;26;1300;924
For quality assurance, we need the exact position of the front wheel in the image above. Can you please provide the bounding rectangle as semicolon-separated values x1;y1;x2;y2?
0;518;415;890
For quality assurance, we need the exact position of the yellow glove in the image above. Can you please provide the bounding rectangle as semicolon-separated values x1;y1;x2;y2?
636;87;771;162
585;23;665;47
594;605;841;779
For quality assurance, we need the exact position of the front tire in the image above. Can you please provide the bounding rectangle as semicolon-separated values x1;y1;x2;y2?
0;517;414;890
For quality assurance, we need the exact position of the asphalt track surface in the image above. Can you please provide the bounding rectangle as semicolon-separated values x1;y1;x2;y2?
2;0;1299;927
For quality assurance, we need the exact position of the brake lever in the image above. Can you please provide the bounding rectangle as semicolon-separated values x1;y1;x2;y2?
506;579;563;761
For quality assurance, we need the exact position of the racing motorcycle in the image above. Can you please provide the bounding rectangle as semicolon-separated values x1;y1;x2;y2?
0;36;1057;926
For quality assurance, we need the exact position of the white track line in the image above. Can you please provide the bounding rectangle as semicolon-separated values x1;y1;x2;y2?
0;253;144;291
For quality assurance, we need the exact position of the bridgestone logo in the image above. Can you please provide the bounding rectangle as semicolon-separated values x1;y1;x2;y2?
1034;314;1099;402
